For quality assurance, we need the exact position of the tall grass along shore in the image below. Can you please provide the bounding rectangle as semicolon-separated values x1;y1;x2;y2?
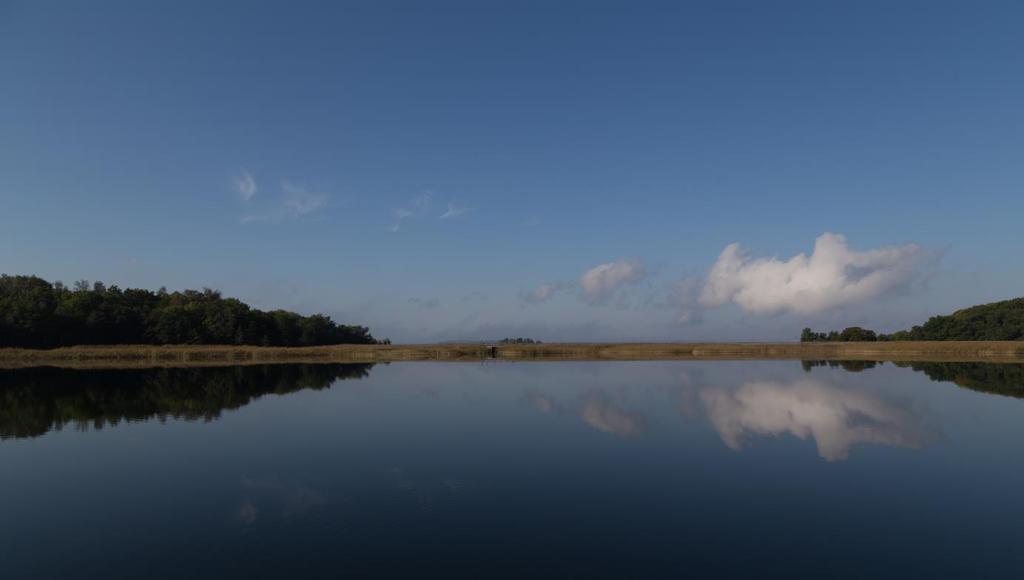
1;341;1022;369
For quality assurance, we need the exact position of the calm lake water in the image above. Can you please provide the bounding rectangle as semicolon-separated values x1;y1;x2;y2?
3;360;1024;579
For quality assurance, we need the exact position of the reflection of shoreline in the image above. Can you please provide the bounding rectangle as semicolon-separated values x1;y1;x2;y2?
804;360;1024;400
698;378;937;461
0;364;375;440
802;360;880;373
895;362;1024;399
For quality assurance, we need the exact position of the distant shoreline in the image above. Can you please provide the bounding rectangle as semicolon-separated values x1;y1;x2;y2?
1;341;1022;369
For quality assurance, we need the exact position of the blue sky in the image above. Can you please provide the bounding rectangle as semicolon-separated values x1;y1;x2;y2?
1;1;1022;342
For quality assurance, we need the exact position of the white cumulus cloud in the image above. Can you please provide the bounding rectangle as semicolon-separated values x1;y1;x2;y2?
698;233;927;315
579;259;646;305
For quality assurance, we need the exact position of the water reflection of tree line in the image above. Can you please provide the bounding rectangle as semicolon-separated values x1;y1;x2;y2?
801;360;880;373
0;363;375;439
803;360;1024;399
894;362;1024;399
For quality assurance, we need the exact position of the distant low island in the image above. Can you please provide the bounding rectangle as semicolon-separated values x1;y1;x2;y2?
0;274;382;349
801;297;1024;342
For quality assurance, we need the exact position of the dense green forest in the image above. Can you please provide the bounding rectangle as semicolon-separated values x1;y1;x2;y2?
800;327;880;342
0;274;378;348
801;297;1024;342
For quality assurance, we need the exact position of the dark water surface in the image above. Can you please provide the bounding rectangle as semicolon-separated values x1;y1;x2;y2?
3;360;1024;579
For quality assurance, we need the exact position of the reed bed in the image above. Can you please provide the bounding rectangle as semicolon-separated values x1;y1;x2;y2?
0;341;1022;369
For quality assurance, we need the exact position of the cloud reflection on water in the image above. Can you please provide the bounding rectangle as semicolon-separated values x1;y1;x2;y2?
237;476;328;524
580;395;647;437
525;371;939;460
697;379;937;461
526;390;647;437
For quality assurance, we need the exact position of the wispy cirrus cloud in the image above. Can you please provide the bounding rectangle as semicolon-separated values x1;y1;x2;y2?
282;181;327;217
439;201;471;219
234;169;257;201
240;180;329;223
408;297;441;310
388;191;433;232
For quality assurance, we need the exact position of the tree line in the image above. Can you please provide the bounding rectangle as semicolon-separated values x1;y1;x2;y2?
0;274;380;348
800;296;1024;342
801;327;882;342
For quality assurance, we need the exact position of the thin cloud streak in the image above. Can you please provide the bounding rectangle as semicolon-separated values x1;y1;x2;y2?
388;191;433;232
240;180;328;223
234;169;257;201
282;181;327;216
440;202;470;219
408;297;441;310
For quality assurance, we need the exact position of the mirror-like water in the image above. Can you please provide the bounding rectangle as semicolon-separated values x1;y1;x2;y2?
2;361;1023;578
